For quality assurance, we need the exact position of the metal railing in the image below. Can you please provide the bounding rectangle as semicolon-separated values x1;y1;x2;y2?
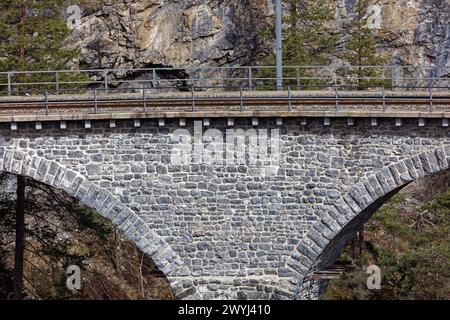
2;83;448;116
0;65;449;96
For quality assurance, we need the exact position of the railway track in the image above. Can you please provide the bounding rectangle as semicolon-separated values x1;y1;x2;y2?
0;95;449;114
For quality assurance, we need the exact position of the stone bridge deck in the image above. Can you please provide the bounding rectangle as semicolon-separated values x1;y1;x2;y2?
0;92;448;299
0;90;449;124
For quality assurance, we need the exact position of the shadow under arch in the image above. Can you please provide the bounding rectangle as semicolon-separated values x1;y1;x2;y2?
0;146;190;298
287;146;450;298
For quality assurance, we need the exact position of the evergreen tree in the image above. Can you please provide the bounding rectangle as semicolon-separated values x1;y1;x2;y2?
284;0;337;66
337;0;390;89
0;0;77;70
258;0;337;89
0;0;83;94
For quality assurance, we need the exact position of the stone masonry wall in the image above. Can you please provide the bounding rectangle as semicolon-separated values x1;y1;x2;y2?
0;117;448;299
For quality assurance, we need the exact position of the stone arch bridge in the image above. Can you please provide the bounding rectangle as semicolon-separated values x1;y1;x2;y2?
0;112;448;299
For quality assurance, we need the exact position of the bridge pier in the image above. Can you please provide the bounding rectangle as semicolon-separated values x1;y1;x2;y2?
167;275;325;300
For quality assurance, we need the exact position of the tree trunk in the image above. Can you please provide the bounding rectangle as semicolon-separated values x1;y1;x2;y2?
351;226;365;269
19;5;27;59
290;0;298;29
13;175;26;300
358;226;365;270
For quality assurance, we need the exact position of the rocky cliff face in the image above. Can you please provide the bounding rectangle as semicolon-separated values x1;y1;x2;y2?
69;0;449;79
336;0;450;78
70;0;274;71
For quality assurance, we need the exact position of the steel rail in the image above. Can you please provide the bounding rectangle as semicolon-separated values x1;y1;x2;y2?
4;97;450;105
0;96;449;114
2;95;450;103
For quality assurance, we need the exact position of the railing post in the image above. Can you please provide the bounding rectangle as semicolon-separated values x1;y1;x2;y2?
288;85;292;111
203;70;207;91
45;91;49;115
240;86;244;112
344;66;348;89
94;89;98;114
191;85;195;112
248;67;253;90
199;70;205;91
391;65;395;90
296;67;300;90
429;82;433;112
382;86;386;112
103;70;108;93
143;84;147;112
193;68;198;90
55;71;60;94
152;69;157;88
335;85;339;111
7;72;11;96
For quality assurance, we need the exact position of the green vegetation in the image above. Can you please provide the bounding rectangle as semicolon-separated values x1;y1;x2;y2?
258;0;391;90
258;0;337;89
325;189;450;300
0;0;77;71
0;0;87;94
336;0;390;89
281;0;337;67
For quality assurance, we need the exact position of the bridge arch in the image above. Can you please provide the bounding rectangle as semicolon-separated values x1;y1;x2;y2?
0;146;190;299
287;146;450;298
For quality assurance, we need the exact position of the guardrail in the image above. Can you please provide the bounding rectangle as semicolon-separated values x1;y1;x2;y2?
1;84;448;116
0;65;449;96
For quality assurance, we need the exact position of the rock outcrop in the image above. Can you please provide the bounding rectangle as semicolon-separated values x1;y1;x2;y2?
69;0;274;72
336;0;450;78
68;0;449;80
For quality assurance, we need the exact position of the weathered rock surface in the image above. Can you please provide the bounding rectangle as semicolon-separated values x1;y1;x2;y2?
336;0;450;78
68;0;449;82
69;0;274;72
